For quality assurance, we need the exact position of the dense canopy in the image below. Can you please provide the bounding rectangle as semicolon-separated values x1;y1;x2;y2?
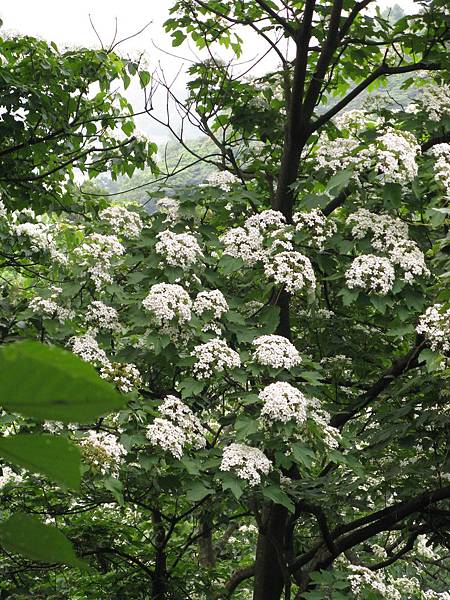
0;2;449;600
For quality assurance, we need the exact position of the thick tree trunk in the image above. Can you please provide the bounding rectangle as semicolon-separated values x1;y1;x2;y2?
253;504;288;600
198;512;216;567
152;511;167;600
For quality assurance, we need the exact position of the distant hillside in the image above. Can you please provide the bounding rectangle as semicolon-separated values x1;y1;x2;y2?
97;73;420;204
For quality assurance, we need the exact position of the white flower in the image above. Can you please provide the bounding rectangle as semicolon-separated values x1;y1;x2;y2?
252;335;301;369
388;241;429;283
193;290;229;319
293;209;336;250
376;128;419;185
416;81;450;121
416;304;450;353
245;210;286;232
99;205;143;238
428;143;450;200
259;382;309;425
84;301;120;332
345;255;395;295
142;283;192;324
156;197;184;223
29;296;73;323
205;170;238;191
264;251;316;294
100;362;141;393
74;233;125;290
0;466;23;489
146;418;186;459
69;333;110;367
160;395;206;449
346;210;429;283
220;443;272;486
10;221;67;263
79;430;126;474
146;396;206;458
220;226;265;265
155;230;203;269
192;338;241;379
0;199;7;219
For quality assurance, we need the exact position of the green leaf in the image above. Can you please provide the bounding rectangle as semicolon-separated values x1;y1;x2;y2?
383;182;402;208
219;472;243;500
325;169;352;196
178;377;205;399
258;305;280;334
0;434;81;490
218;255;245;274
291;443;315;468
0;342;123;423
262;485;294;512
103;476;124;505
0;513;86;568
235;415;259;440
186;480;212;502
139;70;151;88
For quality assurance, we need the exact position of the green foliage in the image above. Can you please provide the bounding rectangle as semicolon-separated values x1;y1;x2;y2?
0;341;124;422
0;513;86;568
0;3;449;600
0;434;81;490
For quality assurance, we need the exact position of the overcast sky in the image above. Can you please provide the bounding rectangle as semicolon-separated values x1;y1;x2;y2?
1;0;419;142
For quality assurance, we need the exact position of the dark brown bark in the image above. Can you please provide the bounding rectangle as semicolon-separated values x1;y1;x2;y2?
253;504;289;600
152;511;167;600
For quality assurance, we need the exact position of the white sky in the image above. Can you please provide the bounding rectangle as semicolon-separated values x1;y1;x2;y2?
1;0;419;142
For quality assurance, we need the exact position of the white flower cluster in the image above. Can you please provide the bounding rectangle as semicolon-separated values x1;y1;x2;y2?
79;430;126;475
193;289;229;319
84;300;120;332
259;382;309;425
220;226;265;265
220;443;272;486
346;209;429;291
252;335;301;369
416;304;450;353
316;136;372;175
0;466;23;489
29;288;73;323
205;170;239;191
429;143;450;200
348;565;400;600
142;283;192;324
410;81;450;121
335;109;381;133
156;196;180;222
146;395;206;459
69;333;109;366
192;338;241;379
245;210;286;232
99;205;143;238
307;398;341;449
346;255;395;295
264;251;316;294
0;198;6;219
155;230;203;269
100;362;141;393
74;233;125;290
347;209;408;249
10;219;67;264
376;128;419;185
315;120;419;186
293;209;336;250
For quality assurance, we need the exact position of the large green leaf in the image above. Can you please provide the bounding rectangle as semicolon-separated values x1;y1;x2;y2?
0;513;86;568
0;434;81;490
0;342;124;423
